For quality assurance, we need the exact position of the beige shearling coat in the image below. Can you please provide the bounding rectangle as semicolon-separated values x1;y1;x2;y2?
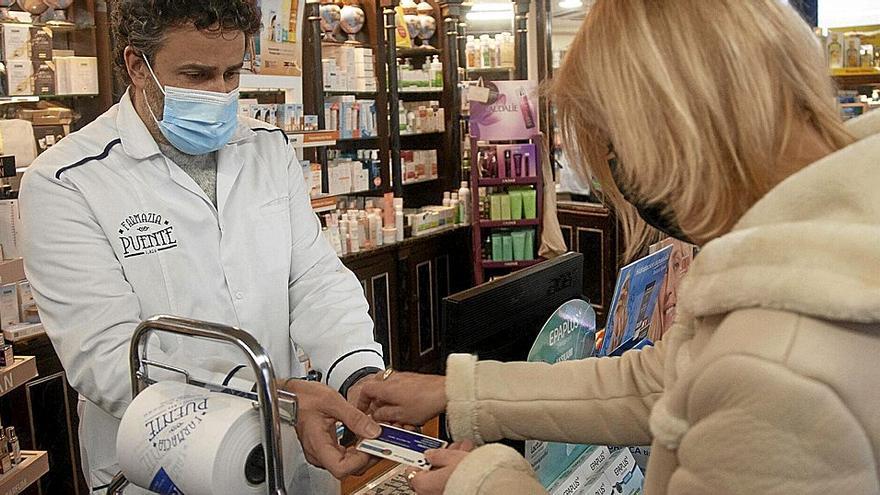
443;111;880;495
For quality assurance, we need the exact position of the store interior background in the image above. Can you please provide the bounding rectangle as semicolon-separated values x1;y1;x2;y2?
0;0;877;493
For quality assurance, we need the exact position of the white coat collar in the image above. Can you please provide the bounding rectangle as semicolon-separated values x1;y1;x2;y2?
115;87;256;161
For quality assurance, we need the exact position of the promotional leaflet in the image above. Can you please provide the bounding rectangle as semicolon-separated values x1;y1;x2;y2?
647;238;696;343
254;0;303;75
469;80;540;141
525;299;598;489
596;246;672;357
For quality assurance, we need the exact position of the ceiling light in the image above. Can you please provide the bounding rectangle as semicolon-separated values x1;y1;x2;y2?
558;0;583;9
466;3;514;21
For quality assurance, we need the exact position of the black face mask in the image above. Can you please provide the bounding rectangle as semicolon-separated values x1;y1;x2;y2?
606;145;694;244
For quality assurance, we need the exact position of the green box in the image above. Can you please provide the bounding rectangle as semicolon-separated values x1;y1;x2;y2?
500;194;512;221
490;194;502;221
509;191;524;220
502;234;514;261
525;229;535;259
491;233;504;261
512;230;527;260
523;189;537;219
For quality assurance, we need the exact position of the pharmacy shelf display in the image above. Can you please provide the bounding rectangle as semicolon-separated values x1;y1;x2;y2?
0;355;48;495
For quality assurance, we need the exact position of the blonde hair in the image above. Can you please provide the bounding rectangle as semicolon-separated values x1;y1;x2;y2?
553;0;854;261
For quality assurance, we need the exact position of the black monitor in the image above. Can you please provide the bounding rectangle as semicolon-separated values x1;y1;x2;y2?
441;252;585;368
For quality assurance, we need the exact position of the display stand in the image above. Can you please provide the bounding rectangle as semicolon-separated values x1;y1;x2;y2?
0;356;47;495
469;136;544;284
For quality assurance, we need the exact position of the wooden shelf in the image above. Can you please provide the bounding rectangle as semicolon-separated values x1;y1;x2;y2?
325;90;378;98
402;176;439;186
399;89;444;100
397;47;441;58
334;136;381;146
288;130;339;148
833;69;880;87
479;219;539;228
478;176;539;186
0;451;49;495
0;356;37;398
481;259;541;269
401;131;444;138
467;66;515;73
0;94;97;104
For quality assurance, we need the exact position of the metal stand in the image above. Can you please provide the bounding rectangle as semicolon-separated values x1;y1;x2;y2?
107;316;298;495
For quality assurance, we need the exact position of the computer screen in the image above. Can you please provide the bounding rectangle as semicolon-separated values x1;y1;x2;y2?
440;252;585;368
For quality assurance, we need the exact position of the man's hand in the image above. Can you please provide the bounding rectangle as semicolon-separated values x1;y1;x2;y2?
409;441;475;495
281;379;381;479
345;370;382;411
356;372;447;426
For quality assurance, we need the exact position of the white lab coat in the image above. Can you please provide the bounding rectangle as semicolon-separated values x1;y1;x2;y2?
19;90;384;493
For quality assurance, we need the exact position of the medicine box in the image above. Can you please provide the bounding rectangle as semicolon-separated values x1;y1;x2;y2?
0;283;20;330
7;60;34;96
2;24;31;60
29;27;52;62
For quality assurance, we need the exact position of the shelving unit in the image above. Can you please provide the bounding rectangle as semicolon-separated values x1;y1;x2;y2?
470;137;544;284
0;356;46;494
833;69;880;88
0;357;37;397
0;451;49;495
288;130;339;148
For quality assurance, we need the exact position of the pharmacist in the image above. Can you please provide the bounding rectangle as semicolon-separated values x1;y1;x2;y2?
18;1;385;493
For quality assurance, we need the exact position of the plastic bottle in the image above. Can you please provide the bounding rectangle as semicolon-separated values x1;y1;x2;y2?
501;32;515;67
466;36;477;68
480;35;491;68
488;38;497;68
430;55;443;88
493;36;502;68
450;192;460;225
400;105;409;133
442;191;451;207
458;181;471;225
394;199;405;241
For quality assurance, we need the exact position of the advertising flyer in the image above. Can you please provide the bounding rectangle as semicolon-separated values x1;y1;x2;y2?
525;299;597;488
469;80;541;141
254;0;303;75
597;246;672;357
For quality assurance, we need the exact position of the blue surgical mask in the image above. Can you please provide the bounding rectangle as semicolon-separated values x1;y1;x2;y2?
142;56;240;155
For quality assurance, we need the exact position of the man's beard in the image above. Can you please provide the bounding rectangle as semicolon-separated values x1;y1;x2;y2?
142;79;169;144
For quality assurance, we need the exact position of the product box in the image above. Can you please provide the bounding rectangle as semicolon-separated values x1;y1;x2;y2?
0;283;20;330
33;62;56;95
33;124;70;150
0;200;23;260
3;322;44;342
16;105;74;126
57;56;99;95
2;24;31;60
6;60;34;96
547;446;611;495
0;344;12;367
309;163;323;197
29;27;53;62
0;259;25;284
16;280;36;323
602;448;644;494
608;445;651;474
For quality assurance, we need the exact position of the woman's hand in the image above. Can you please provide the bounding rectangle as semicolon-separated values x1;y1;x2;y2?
356;371;447;426
409;441;475;495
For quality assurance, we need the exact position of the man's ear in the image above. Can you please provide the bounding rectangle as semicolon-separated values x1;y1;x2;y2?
124;46;150;91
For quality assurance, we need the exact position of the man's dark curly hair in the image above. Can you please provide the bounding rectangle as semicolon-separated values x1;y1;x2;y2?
112;0;261;85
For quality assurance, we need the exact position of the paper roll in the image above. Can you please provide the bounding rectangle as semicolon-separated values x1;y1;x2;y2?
117;381;294;495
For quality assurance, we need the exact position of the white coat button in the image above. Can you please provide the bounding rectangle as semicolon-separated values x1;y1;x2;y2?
235;291;244;300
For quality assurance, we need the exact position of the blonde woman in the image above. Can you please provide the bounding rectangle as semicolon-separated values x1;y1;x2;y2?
358;1;880;494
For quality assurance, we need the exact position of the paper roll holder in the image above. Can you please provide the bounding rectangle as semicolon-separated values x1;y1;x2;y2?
107;315;298;495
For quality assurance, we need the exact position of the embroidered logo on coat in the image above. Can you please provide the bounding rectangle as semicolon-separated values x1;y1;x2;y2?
118;212;178;258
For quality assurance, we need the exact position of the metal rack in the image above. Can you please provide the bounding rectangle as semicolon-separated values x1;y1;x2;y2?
108;316;298;495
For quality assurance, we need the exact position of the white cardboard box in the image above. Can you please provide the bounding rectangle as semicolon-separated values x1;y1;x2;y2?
0;200;23;259
6;60;34;96
2;24;31;60
0;283;20;330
